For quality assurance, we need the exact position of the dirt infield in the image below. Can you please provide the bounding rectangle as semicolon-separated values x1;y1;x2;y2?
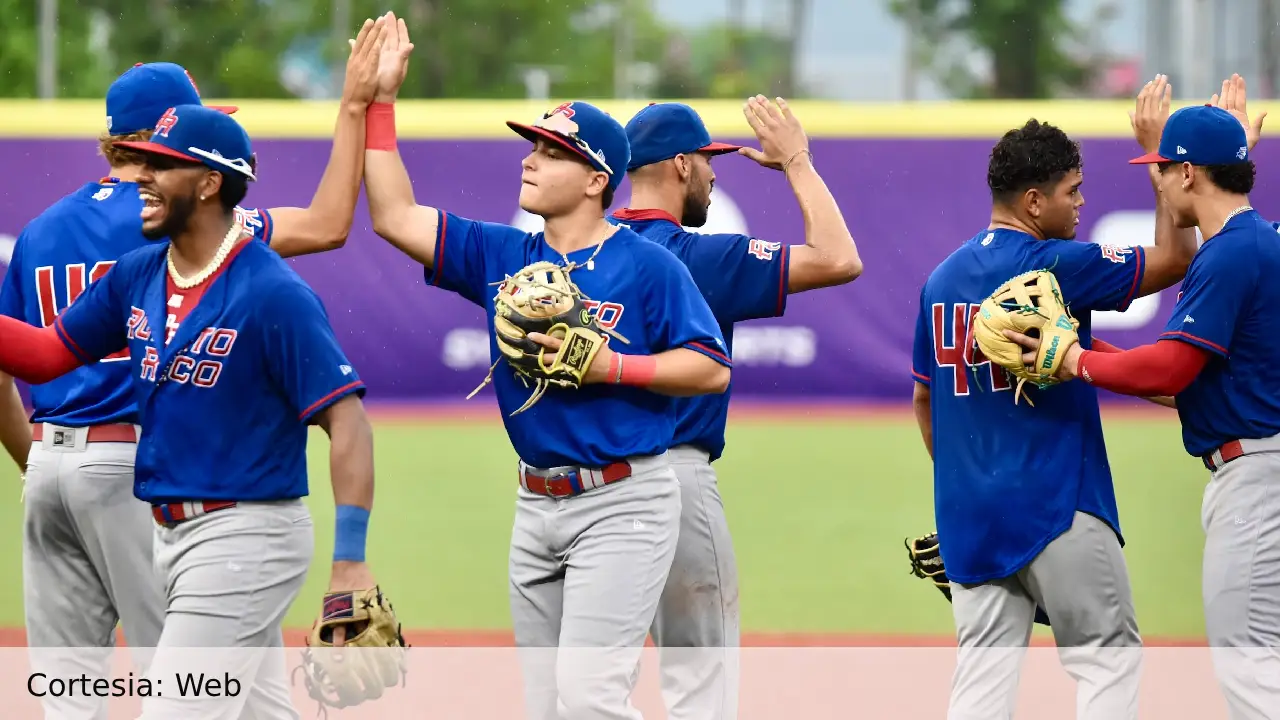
0;626;1205;648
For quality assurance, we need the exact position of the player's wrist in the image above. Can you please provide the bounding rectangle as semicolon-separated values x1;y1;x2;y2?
608;352;657;387
333;504;370;562
365;102;397;151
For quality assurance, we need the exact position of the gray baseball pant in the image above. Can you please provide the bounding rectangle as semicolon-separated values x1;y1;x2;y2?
22;422;165;720
137;499;313;720
948;510;1143;720
1200;441;1280;720
509;452;682;720
649;444;740;720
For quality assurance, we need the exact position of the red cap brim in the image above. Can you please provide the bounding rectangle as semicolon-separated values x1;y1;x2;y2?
1128;151;1171;165
506;122;602;169
208;105;239;115
111;141;203;165
700;141;742;155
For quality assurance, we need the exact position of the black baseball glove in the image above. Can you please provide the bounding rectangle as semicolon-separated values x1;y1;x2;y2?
905;532;1051;626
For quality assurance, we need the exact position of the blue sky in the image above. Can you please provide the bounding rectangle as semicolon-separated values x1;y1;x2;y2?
651;0;1144;100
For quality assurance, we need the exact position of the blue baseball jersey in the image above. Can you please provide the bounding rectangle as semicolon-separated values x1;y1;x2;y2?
912;228;1147;584
51;238;361;503
426;210;732;469
608;209;788;461
0;177;274;428
1159;210;1280;457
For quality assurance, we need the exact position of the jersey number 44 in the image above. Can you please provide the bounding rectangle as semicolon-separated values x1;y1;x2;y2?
932;303;1011;396
35;262;129;361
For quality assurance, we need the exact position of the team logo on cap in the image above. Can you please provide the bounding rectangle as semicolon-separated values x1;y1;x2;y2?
154;108;179;138
536;105;581;137
533;102;612;175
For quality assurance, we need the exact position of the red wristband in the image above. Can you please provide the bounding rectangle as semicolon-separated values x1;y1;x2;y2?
616;354;657;387
365;103;397;151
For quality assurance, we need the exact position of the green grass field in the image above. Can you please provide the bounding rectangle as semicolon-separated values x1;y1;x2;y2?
0;404;1212;643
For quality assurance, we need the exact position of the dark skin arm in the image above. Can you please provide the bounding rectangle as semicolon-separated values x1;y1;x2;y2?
912;382;932;460
312;392;376;646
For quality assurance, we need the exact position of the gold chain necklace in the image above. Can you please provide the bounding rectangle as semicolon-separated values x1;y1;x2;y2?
167;221;243;289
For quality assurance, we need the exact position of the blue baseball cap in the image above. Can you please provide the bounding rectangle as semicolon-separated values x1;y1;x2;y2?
507;101;631;190
114;105;256;181
105;62;237;136
624;102;741;171
1130;105;1250;166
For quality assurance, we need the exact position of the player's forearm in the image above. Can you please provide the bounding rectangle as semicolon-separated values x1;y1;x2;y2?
285;103;369;255
364;104;439;266
320;395;376;574
1091;338;1175;408
0;373;30;469
0;317;82;385
912;383;933;460
786;156;862;291
606;348;730;396
1076;340;1207;397
325;395;375;512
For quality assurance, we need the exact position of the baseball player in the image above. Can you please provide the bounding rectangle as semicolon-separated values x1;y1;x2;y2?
0;19;390;720
609;98;861;719
361;16;731;720
911;76;1211;719
0;27;387;719
1006;84;1278;720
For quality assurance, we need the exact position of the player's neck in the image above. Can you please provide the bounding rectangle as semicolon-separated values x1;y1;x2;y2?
626;185;682;223
542;207;615;256
987;210;1046;241
1196;193;1253;241
169;211;238;278
108;163;144;183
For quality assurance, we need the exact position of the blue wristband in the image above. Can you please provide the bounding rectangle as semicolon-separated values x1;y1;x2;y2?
334;505;370;562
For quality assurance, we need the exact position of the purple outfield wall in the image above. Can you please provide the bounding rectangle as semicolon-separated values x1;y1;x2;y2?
0;137;1273;403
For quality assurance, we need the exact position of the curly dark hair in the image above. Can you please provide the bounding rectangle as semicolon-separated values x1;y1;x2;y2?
1158;160;1256;195
987;119;1082;204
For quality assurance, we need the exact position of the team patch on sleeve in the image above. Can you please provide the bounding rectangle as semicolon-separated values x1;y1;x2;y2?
1098;244;1134;264
747;238;783;261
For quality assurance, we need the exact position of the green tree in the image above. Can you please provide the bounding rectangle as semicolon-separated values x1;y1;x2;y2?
889;0;1104;99
0;0;116;98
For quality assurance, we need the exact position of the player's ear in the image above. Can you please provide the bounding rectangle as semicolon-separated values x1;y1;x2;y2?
585;171;609;202
1023;187;1043;218
199;170;224;202
674;154;692;181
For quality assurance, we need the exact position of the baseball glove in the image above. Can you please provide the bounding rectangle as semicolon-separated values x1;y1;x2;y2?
294;587;408;715
971;269;1079;406
905;532;1051;626
468;259;628;416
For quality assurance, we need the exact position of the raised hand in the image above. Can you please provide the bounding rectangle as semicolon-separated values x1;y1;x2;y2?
738;95;811;175
1128;74;1171;154
375;11;416;103
1211;73;1266;151
341;14;387;107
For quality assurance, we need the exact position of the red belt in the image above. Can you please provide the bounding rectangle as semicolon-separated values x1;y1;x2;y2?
152;501;238;526
520;461;631;498
32;423;138;443
1203;440;1245;471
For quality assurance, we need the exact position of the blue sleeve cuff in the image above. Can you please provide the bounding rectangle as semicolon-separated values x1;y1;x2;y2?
1116;245;1147;312
684;342;732;368
1159;330;1227;358
298;380;367;424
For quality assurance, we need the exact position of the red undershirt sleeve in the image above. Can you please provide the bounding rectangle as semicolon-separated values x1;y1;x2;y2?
1076;339;1209;396
1090;338;1123;353
0;316;85;384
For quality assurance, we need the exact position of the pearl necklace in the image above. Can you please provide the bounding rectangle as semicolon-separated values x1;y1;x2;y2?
167;221;244;289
